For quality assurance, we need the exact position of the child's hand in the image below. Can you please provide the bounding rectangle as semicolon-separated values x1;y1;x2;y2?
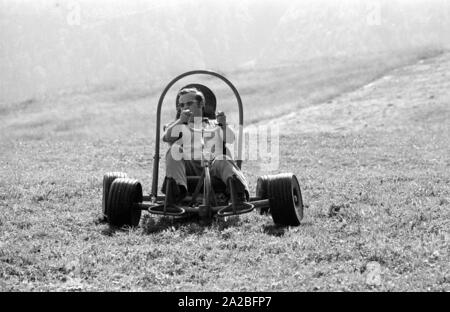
180;109;192;123
217;111;226;125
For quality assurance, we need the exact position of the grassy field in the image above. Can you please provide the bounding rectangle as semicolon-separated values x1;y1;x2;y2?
0;48;449;291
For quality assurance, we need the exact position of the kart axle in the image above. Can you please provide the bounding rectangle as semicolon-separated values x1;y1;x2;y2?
133;199;269;214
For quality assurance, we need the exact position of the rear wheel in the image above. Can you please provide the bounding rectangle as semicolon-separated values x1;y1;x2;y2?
102;172;127;219
268;173;303;226
107;178;143;227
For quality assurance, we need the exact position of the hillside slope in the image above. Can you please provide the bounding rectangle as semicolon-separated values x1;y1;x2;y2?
264;52;450;136
0;52;449;291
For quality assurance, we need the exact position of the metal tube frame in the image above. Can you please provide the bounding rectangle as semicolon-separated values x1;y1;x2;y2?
135;199;270;215
151;70;244;199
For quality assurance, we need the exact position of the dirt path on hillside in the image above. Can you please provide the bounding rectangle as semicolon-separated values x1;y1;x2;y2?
262;52;450;135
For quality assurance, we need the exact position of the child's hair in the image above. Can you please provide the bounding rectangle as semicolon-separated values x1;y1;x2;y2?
175;88;205;119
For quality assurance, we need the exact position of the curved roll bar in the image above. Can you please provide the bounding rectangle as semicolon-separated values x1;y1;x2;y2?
151;70;244;198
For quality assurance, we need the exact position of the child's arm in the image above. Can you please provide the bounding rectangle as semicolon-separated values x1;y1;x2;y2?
162;119;184;143
221;124;235;144
162;109;192;143
216;111;235;144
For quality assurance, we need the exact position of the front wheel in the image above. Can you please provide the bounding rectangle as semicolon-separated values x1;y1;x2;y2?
107;178;143;227
268;173;303;226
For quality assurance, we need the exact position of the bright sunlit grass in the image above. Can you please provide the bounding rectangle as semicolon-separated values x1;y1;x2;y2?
0;48;449;291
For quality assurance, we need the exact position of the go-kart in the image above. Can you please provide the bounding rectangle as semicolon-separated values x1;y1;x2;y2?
101;70;304;227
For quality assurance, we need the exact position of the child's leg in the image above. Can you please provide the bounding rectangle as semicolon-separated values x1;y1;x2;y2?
165;148;187;190
210;155;250;199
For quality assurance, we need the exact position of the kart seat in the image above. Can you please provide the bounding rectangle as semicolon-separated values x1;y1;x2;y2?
175;83;217;119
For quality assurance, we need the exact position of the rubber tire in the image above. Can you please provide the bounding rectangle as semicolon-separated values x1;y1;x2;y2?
268;173;303;226
107;178;143;227
102;172;127;219
256;175;271;214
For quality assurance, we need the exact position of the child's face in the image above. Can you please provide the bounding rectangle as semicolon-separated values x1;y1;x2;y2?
179;93;204;117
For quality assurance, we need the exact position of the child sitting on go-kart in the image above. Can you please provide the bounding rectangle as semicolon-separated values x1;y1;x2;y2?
162;87;249;206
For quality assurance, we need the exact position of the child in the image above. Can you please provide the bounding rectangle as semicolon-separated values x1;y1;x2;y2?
162;87;249;206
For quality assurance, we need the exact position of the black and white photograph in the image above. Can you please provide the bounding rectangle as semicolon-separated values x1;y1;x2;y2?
0;0;449;294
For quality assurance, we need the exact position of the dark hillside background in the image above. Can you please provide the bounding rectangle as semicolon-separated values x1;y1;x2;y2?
1;0;449;105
